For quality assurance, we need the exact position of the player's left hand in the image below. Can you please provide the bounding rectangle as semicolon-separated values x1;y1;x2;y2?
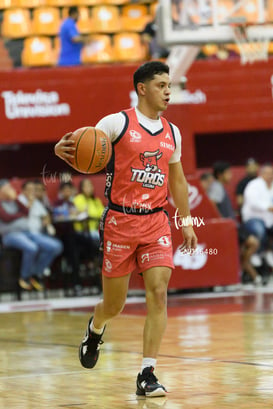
179;226;198;251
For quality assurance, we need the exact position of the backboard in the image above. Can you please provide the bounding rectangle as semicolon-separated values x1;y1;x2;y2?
157;0;273;45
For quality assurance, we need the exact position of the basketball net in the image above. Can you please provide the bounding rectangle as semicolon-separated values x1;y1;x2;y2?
232;23;269;65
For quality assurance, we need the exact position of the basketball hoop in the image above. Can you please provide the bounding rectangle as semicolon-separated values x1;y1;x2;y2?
231;23;269;65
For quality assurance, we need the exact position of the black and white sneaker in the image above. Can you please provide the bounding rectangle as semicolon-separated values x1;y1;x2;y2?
136;366;167;397
79;317;105;369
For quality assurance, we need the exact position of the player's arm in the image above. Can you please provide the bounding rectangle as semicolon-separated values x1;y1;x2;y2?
168;161;198;251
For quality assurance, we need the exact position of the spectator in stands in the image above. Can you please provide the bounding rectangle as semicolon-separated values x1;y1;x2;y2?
242;164;273;265
73;179;104;248
33;179;52;211
58;7;89;67
208;161;262;285
200;172;214;194
53;181;96;296
208;161;234;218
19;180;63;289
236;158;259;209
142;18;169;59
0;179;63;291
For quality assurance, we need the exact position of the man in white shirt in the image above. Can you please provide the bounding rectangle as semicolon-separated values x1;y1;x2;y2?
242;164;273;249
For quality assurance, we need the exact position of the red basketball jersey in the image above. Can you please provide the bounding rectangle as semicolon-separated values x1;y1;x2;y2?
105;108;177;211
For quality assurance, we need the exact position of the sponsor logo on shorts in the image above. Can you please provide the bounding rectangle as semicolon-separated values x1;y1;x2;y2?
105;241;130;253
108;216;117;225
141;253;150;263
141;253;166;264
105;259;112;272
158;236;171;247
130;130;142;143
106;241;112;253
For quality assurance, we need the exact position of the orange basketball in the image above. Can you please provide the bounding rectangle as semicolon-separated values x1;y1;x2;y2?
69;127;112;174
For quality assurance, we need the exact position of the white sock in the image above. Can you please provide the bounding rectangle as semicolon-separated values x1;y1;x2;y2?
141;358;157;373
90;320;104;335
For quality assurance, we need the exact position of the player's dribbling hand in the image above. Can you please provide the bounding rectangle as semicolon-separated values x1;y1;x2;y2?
179;226;198;252
54;133;75;164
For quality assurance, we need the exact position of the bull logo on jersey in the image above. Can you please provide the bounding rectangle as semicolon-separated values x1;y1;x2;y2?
140;149;162;172
131;149;165;189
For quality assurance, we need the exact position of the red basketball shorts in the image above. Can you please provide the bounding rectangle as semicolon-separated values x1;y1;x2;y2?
100;209;174;277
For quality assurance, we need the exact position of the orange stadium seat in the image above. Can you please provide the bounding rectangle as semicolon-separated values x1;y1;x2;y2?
1;8;32;38
77;7;92;34
32;7;61;36
121;4;149;32
45;0;73;6
234;0;259;24
91;5;121;33
53;35;60;62
62;6;92;33
0;0;12;9
113;32;146;61
12;0;45;7
81;34;114;63
75;0;103;5
104;0;130;5
22;36;55;66
150;1;158;19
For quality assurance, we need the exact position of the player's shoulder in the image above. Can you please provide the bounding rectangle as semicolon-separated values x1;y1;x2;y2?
166;120;180;134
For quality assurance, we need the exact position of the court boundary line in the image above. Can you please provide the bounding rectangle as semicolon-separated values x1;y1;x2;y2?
1;286;273;313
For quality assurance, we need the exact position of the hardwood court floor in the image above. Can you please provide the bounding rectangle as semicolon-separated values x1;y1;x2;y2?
1;292;273;409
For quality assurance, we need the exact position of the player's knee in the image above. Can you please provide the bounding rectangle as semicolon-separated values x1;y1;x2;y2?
148;286;168;310
104;301;125;318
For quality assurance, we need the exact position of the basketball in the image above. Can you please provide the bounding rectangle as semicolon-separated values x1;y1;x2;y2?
69;126;112;174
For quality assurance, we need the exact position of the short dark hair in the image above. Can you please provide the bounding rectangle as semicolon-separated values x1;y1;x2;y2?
68;6;78;17
200;172;213;181
59;181;74;191
133;61;169;94
213;161;231;179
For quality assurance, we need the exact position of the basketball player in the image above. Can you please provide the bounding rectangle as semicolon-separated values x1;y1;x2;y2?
54;61;197;397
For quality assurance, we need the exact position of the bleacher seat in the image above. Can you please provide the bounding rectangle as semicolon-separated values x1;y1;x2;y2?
1;8;32;39
91;5;121;33
76;0;103;5
121;4;149;32
12;0;45;8
22;36;55;66
149;1;158;19
104;0;129;4
0;0;12;9
82;34;113;63
32;7;61;36
53;35;60;61
113;32;146;62
62;6;92;34
77;7;92;34
45;0;73;6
